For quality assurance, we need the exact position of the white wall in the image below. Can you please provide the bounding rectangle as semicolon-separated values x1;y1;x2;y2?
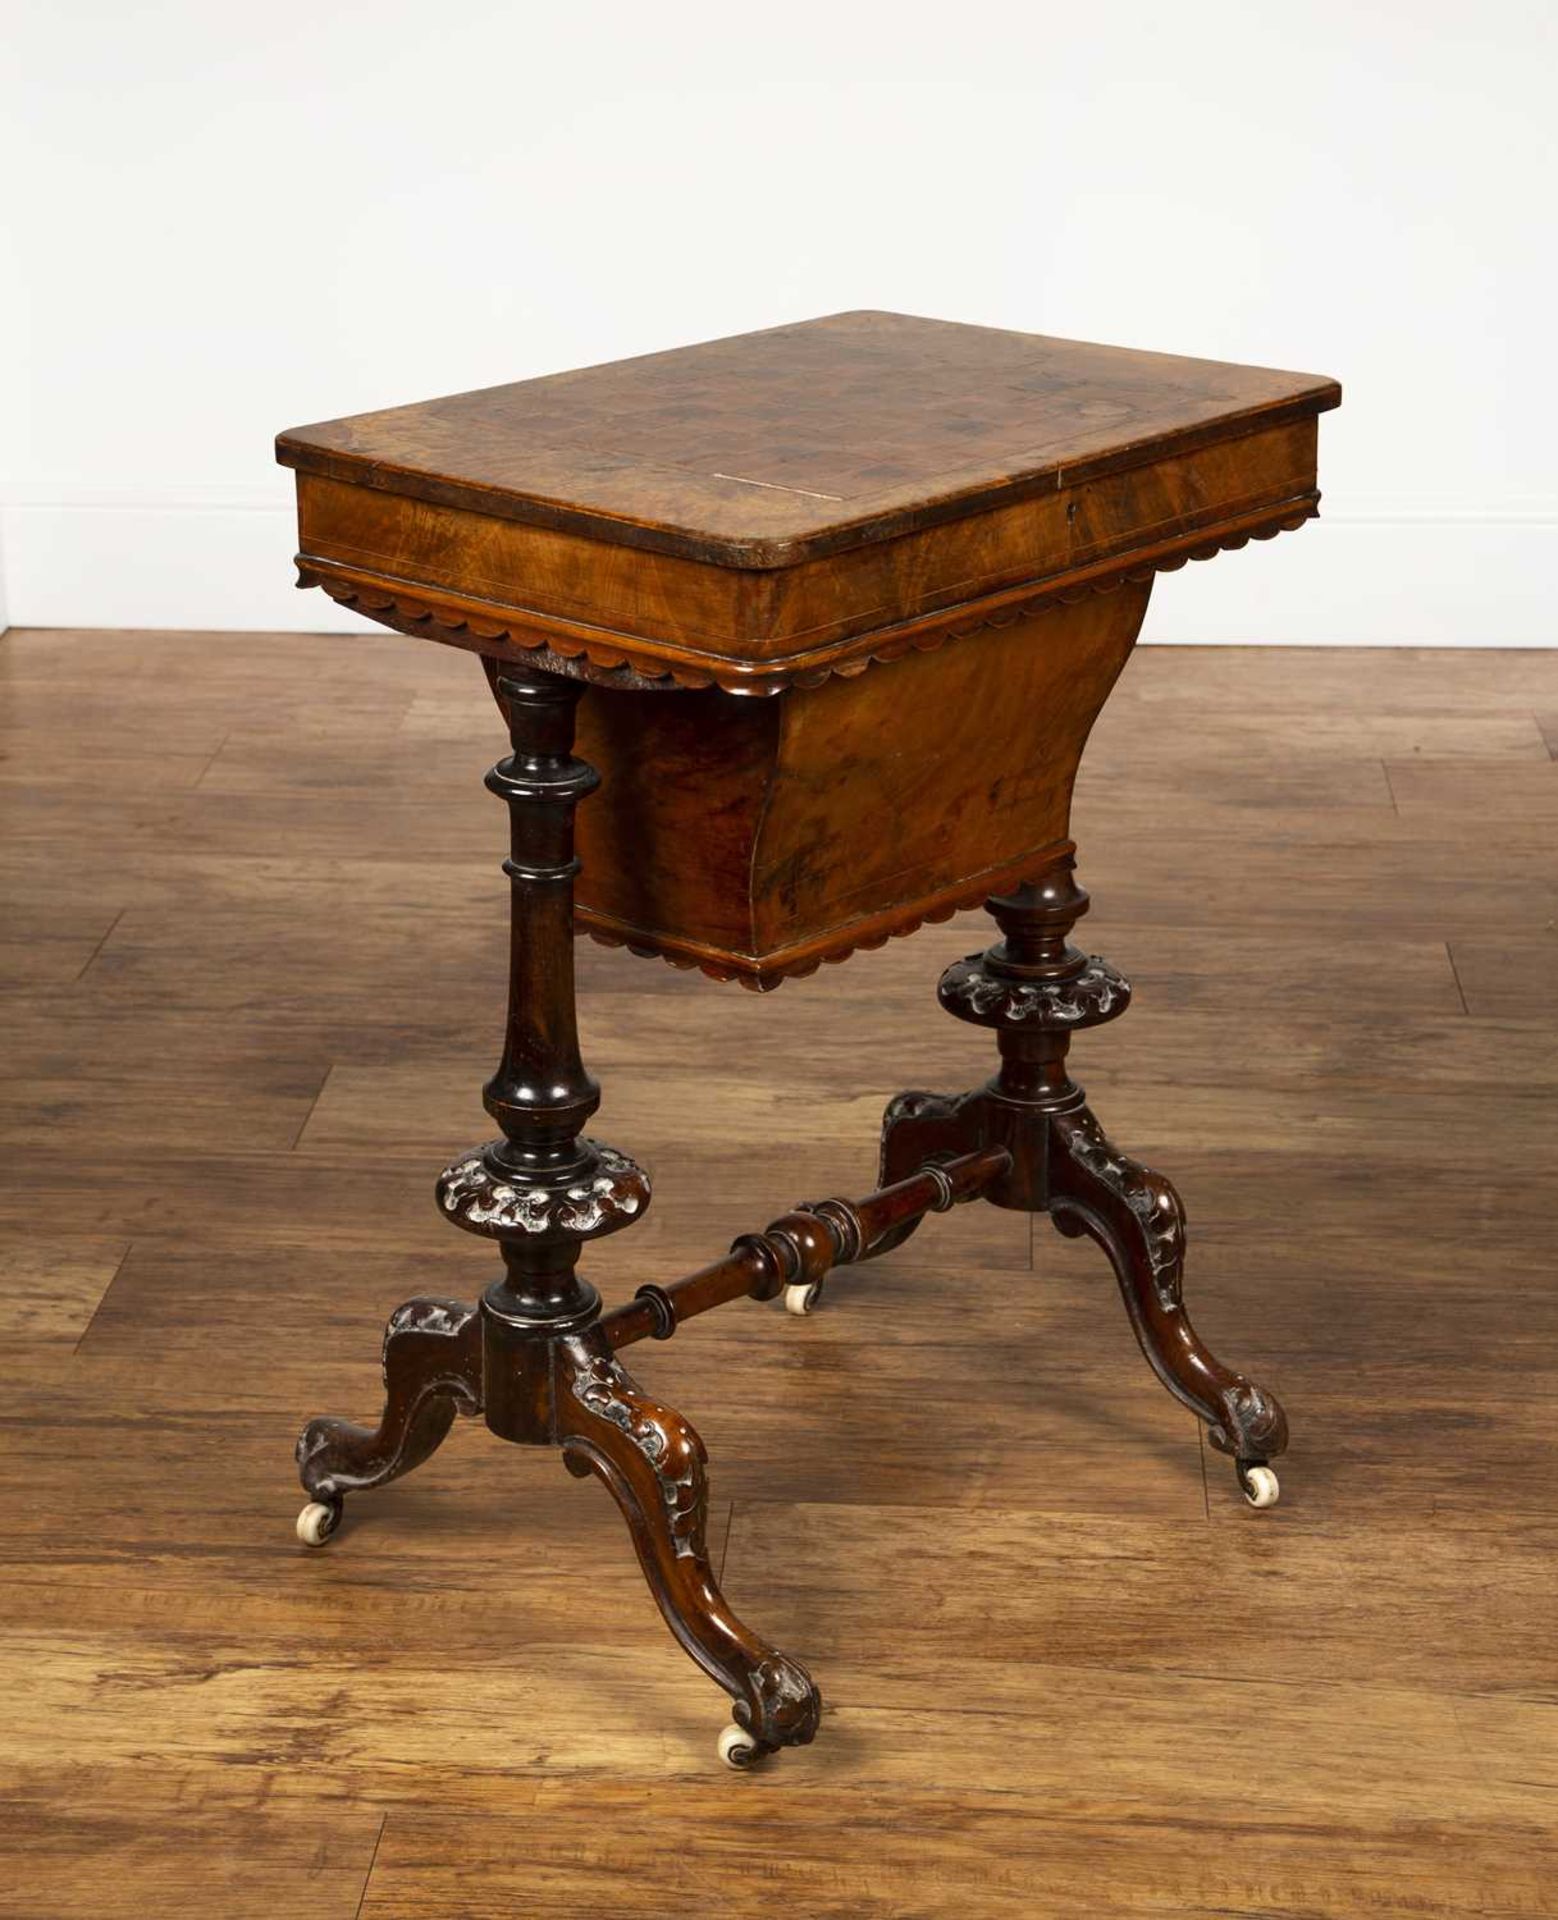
3;0;1554;644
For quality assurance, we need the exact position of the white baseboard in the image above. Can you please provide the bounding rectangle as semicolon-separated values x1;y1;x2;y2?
0;492;379;637
1140;509;1558;647
2;492;1555;646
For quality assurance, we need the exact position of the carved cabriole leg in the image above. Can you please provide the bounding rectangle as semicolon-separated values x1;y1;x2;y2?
296;1300;483;1534
1046;1109;1289;1472
297;662;822;1763
880;850;1288;1505
557;1332;820;1764
296;669;648;1540
857;1090;983;1264
295;668;829;1758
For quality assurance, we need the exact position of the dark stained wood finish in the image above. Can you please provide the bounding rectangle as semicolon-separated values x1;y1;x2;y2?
274;322;1343;1761
874;859;1288;1482
291;652;1016;1761
2;629;1556;1914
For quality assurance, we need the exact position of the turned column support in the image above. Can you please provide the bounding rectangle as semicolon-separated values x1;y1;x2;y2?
423;670;651;1443
936;853;1130;1209
875;846;1289;1505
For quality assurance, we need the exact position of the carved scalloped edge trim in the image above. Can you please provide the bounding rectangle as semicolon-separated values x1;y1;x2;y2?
302;569;697;693
295;496;1319;698
572;845;1078;992
803;501;1318;687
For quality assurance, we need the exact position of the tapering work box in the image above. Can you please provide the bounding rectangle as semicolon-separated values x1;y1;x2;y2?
278;311;1340;1767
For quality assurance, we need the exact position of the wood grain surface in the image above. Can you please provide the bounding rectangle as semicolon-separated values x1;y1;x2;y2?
281;312;1338;695
278;311;1338;565
563;579;1149;985
1;627;1554;1918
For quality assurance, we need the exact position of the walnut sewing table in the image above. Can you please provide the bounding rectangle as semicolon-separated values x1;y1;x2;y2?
277;311;1340;1768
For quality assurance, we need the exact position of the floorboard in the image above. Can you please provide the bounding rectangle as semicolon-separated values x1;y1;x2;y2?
1;630;1554;1916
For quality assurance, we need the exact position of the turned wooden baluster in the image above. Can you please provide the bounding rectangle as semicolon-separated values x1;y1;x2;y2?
299;665;824;1766
433;668;648;1350
476;671;823;1764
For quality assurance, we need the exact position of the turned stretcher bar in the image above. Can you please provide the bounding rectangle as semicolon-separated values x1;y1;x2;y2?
600;1146;1013;1350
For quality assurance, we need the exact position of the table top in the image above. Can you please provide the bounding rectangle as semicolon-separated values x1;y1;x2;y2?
278;311;1340;571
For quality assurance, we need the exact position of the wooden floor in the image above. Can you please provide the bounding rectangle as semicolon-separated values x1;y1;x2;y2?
1;629;1555;1918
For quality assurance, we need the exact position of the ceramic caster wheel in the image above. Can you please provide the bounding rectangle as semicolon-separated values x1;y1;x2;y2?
295;1499;341;1547
783;1282;822;1317
717;1722;762;1769
1239;1464;1280;1510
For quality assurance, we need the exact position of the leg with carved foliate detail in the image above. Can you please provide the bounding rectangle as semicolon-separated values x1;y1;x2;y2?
295;1297;483;1544
556;1331;821;1767
293;659;829;1764
847;1089;982;1272
877;847;1290;1508
1047;1109;1288;1504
